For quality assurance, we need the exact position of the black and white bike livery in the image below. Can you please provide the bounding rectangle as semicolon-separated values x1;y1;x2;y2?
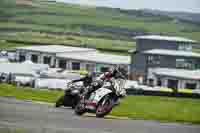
75;76;126;118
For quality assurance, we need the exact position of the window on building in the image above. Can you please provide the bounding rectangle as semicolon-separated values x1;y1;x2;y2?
157;78;162;86
147;55;161;65
185;83;196;90
59;59;66;69
31;54;38;63
19;55;25;62
52;58;56;68
43;56;51;65
178;44;192;51
86;64;95;72
192;60;200;70
176;59;184;68
72;62;80;70
167;79;178;89
100;67;109;73
176;59;194;69
147;56;153;63
148;78;154;87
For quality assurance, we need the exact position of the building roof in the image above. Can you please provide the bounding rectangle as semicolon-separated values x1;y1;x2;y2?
152;68;200;80
56;52;130;65
143;49;200;58
134;35;197;43
16;45;96;54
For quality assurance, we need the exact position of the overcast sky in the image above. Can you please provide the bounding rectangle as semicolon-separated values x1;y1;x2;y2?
56;0;200;13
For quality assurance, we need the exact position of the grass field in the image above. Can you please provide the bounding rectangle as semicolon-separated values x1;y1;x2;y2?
111;96;200;124
0;32;135;53
0;83;200;124
0;84;63;103
0;0;200;54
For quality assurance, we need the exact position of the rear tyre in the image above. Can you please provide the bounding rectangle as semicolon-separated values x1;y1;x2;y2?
71;99;77;109
71;103;76;109
71;95;80;109
96;95;113;118
55;95;64;108
74;101;86;115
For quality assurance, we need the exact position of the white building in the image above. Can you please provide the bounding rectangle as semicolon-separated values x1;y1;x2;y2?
148;68;200;90
16;45;96;67
16;45;130;73
0;61;49;77
56;51;130;73
0;61;49;85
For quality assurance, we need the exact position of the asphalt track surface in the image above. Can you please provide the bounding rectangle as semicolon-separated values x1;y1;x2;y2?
0;97;200;133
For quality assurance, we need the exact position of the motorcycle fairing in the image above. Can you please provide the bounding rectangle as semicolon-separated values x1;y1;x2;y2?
90;87;112;103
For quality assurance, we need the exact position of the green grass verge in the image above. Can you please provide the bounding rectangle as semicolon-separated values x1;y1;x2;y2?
0;83;63;103
0;83;200;124
111;96;200;124
0;40;28;50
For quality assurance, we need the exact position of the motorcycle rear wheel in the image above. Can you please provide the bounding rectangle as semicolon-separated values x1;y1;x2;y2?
71;97;80;109
75;101;86;115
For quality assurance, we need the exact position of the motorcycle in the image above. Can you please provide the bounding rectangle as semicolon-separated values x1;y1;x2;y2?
55;82;84;109
74;77;126;118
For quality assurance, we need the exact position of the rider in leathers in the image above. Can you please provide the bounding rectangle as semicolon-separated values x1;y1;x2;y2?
71;67;126;100
71;73;95;99
71;73;93;88
99;67;126;96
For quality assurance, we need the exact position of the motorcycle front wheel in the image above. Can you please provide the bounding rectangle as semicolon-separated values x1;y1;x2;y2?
96;95;113;118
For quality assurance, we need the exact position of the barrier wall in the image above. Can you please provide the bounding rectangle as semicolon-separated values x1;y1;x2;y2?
126;89;200;99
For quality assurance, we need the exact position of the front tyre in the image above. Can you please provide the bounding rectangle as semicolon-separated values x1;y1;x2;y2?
55;95;64;108
96;95;113;118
